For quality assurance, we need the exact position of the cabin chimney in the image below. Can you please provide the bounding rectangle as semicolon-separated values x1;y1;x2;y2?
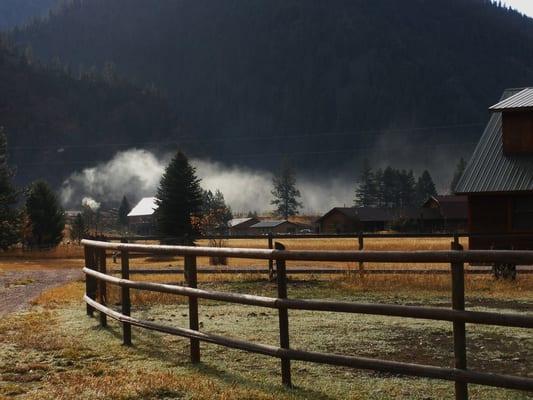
489;88;533;156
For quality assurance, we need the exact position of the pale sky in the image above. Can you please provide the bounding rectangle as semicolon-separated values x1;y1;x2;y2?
501;0;533;18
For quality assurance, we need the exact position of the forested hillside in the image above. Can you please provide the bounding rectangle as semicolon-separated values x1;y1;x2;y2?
0;38;179;187
0;0;59;30
11;0;533;176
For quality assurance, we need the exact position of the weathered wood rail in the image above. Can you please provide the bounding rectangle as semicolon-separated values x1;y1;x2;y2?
82;239;533;399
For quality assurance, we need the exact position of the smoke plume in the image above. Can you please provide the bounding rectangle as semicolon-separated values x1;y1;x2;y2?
60;149;355;214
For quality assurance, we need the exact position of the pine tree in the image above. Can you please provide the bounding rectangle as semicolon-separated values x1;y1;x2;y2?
198;189;233;234
271;160;303;218
117;195;131;228
25;180;65;248
415;170;438;205
450;157;467;194
397;169;417;208
354;159;377;207
155;151;203;240
70;213;88;244
0;128;21;250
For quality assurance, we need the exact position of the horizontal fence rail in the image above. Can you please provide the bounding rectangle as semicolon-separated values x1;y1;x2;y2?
81;239;533;399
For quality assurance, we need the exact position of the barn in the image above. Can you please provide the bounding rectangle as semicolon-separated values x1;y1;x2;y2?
316;207;396;233
455;87;533;250
249;220;302;234
127;197;158;235
421;195;468;232
228;217;260;235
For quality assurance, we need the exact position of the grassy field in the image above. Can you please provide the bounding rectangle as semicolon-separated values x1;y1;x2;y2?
1;237;532;399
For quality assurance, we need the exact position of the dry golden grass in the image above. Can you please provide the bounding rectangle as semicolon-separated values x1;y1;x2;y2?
31;282;85;308
1;244;84;260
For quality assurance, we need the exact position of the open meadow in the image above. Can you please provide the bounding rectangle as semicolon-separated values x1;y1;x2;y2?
0;237;532;399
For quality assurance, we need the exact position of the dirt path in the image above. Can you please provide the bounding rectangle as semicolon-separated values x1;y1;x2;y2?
0;268;82;316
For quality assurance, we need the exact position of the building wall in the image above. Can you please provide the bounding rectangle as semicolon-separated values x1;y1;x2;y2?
128;215;156;235
318;211;360;233
250;222;300;234
468;193;533;250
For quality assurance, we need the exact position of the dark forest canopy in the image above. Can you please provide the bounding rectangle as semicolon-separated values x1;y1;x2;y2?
0;38;180;187
0;0;59;30
6;0;533;184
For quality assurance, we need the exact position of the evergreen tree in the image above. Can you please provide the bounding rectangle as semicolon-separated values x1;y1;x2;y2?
25;180;65;248
70;213;88;244
397;169;416;208
271;160;303;218
354;159;377;207
450;157;467;193
415;170;438;205
155;151;203;240
198;189;233;234
117;195;131;227
373;168;384;207
0;128;21;250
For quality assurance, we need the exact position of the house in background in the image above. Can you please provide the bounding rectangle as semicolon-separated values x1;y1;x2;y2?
249;220;302;234
228;217;260;235
316;207;396;233
455;87;533;250
127;197;158;235
421;195;468;232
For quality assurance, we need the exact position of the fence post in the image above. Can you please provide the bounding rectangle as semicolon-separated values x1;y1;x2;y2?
268;233;275;280
84;246;96;317
275;242;292;387
121;249;132;346
358;232;364;277
98;248;107;328
185;254;200;363
451;240;468;400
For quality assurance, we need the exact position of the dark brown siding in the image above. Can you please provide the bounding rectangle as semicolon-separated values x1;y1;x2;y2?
468;193;533;250
502;112;533;155
319;211;360;234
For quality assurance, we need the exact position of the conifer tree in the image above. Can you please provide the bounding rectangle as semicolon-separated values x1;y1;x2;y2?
271;160;303;218
70;213;88;243
354;159;377;207
25;180;65;248
450;157;467;193
117;195;131;228
155;151;203;240
0;128;21;250
415;170;438;205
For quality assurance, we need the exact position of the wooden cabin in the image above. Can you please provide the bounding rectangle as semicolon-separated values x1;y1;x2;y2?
248;220;302;234
228;217;260;235
127;197;158;235
455;87;533;250
421;195;468;232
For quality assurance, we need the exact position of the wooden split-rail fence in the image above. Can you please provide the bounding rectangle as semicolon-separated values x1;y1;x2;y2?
82;239;533;400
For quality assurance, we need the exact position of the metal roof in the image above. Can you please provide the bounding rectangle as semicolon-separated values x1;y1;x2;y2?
455;88;533;194
127;197;159;217
228;217;256;227
251;220;292;228
489;88;533;112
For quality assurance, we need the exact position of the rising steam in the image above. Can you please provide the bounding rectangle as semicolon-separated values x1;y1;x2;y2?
60;149;355;214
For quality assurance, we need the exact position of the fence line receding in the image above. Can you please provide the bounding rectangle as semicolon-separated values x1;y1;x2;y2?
81;239;533;400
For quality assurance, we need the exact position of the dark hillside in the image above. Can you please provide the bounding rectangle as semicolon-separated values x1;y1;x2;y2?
0;0;59;30
12;0;533;174
0;39;179;187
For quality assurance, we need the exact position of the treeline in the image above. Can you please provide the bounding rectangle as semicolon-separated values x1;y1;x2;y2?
0;34;179;188
0;0;58;30
354;162;437;208
11;0;533;172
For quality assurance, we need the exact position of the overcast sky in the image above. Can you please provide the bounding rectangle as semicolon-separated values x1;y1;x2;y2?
502;0;533;18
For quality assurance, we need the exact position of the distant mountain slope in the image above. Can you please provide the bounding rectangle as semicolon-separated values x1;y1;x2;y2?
0;0;58;30
0;39;179;187
12;0;533;175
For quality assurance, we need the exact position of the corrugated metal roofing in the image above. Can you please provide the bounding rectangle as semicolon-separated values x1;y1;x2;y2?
489;88;533;112
251;220;290;228
228;217;255;227
455;88;533;194
128;197;158;217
